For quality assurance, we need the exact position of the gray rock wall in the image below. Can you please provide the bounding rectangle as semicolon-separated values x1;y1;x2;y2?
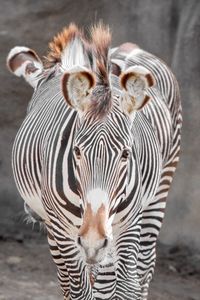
0;0;199;247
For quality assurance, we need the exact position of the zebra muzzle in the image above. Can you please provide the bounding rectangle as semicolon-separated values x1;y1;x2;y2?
77;235;108;264
77;202;110;263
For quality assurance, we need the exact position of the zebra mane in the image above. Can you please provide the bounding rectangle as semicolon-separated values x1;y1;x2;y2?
90;23;111;86
89;22;112;118
44;23;112;118
44;23;83;68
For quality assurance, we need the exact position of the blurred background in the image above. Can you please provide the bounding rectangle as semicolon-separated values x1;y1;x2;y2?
0;0;199;299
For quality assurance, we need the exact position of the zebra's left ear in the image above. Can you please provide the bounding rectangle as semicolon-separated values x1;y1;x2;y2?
7;46;43;88
62;67;96;113
120;65;155;115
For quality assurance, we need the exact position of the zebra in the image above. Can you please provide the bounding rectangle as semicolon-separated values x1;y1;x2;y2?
7;23;182;300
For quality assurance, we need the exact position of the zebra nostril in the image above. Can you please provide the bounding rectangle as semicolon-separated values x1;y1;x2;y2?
102;238;108;248
77;236;82;246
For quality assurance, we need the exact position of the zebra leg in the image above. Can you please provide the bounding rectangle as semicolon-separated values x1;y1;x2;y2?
138;209;159;300
138;159;180;299
92;263;116;300
47;228;70;299
115;213;142;300
47;222;95;300
57;239;94;300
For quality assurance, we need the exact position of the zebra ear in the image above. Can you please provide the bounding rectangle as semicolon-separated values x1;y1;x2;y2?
120;65;155;114
62;68;96;112
7;46;43;88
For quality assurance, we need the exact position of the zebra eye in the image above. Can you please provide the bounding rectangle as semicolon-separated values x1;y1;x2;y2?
121;149;130;160
74;146;81;159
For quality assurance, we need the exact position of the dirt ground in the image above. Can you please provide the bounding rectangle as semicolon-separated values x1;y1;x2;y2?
0;233;199;300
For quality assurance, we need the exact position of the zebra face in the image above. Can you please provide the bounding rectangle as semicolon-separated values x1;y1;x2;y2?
61;63;155;264
72;111;134;264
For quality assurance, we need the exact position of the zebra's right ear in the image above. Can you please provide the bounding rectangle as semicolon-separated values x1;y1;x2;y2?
62;68;96;113
7;46;43;88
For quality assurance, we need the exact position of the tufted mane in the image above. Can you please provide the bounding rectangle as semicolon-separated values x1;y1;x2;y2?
44;23;112;118
90;22;111;85
44;23;82;68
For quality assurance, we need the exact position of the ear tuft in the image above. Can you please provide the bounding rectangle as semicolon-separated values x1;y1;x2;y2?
62;68;96;112
7;46;43;87
120;65;155;113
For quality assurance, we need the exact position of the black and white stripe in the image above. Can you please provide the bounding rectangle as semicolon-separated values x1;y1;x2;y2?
12;43;182;300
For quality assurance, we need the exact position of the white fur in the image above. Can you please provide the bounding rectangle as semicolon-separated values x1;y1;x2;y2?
61;38;90;70
87;188;109;213
23;192;48;222
127;65;150;76
7;46;31;65
108;47;118;56
127;47;143;59
14;60;31;77
24;61;43;88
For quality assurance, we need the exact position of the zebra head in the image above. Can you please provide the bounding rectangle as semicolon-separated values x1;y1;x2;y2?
60;24;155;264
